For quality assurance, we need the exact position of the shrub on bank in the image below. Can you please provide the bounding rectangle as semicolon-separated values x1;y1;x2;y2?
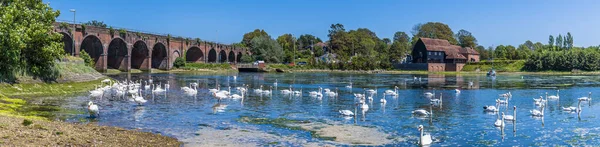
173;57;185;68
79;50;95;68
183;63;231;70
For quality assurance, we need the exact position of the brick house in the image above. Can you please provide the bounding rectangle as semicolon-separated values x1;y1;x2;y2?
411;38;480;71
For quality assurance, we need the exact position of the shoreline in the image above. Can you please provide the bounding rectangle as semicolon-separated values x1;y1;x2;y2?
0;115;181;146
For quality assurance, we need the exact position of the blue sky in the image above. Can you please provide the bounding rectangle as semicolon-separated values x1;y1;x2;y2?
47;0;600;47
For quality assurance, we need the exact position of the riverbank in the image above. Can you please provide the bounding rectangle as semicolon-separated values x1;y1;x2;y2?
0;115;180;146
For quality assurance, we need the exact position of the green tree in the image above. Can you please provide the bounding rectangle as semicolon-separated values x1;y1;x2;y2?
276;34;295;63
382;38;391;45
566;32;573;49
241;55;253;63
297;34;322;49
79;50;95;67
548;35;554;51
411;22;457;45
276;34;294;52
524;40;534;50
314;45;324;57
556;34;563;50
250;35;283;63
82;20;107;28
0;0;64;82
389;31;411;63
173;57;185;68
241;29;269;47
455;29;477;48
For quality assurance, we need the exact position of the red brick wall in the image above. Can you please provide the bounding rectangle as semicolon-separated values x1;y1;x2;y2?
428;63;446;72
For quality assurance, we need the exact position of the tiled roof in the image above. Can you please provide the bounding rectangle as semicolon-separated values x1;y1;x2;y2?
420;38;478;59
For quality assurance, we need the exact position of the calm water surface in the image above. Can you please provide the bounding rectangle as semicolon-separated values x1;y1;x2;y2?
55;73;600;146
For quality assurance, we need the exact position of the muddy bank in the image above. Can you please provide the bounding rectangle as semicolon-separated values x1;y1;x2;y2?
0;115;181;146
237;116;396;146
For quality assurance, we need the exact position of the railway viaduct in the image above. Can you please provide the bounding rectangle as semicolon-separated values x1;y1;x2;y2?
54;22;249;72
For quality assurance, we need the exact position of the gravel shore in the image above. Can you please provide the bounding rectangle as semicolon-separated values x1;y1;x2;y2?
0;115;181;146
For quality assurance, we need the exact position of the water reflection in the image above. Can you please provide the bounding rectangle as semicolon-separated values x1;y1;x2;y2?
46;72;600;146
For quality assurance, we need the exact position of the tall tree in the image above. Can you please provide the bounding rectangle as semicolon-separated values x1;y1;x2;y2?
0;0;64;81
389;31;411;62
411;22;458;45
83;20;107;28
548;35;554;51
241;29;270;47
249;35;283;63
276;34;295;63
455;29;478;48
524;40;534;50
382;38;391;45
556;34;563;50
297;34;322;49
566;32;573;49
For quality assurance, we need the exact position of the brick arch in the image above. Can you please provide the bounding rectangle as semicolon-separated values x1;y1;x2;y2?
228;51;235;63
208;48;217;63
107;37;128;70
237;52;243;63
152;42;168;69
219;50;227;63
186;46;204;63
59;32;73;55
131;40;149;69
80;34;104;69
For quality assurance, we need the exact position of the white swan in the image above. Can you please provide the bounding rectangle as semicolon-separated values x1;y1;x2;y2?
424;89;435;97
496;98;508;104
339;110;354;116
230;92;244;99
418;125;433;146
494;112;505;127
547;90;560;99
499;92;512;97
455;89;461;94
483;105;499;112
280;85;292;95
132;94;147;105
504;106;516;121
430;93;442;104
578;92;592;101
152;84;166;94
213;91;229;102
182;83;198;96
164;81;170;90
253;85;263;94
563;100;582;112
273;79;278;87
144;81;151;91
309;87;321;96
412;104;432;116
89;86;104;98
380;95;387;104
360;102;369;110
261;86;272;95
385;86;398;96
88;101;99;117
530;105;545;116
345;83;352;88
325;88;338;97
533;96;543;102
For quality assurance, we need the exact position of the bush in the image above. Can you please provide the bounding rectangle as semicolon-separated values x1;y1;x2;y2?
22;119;33;126
524;49;600;71
173;57;185;68
79;50;95;67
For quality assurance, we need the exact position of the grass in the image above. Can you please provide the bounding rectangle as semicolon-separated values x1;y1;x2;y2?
0;94;47;120
182;63;233;70
0;78;107;98
463;60;525;72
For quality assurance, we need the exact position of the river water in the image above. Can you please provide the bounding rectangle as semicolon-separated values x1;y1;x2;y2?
53;72;600;146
